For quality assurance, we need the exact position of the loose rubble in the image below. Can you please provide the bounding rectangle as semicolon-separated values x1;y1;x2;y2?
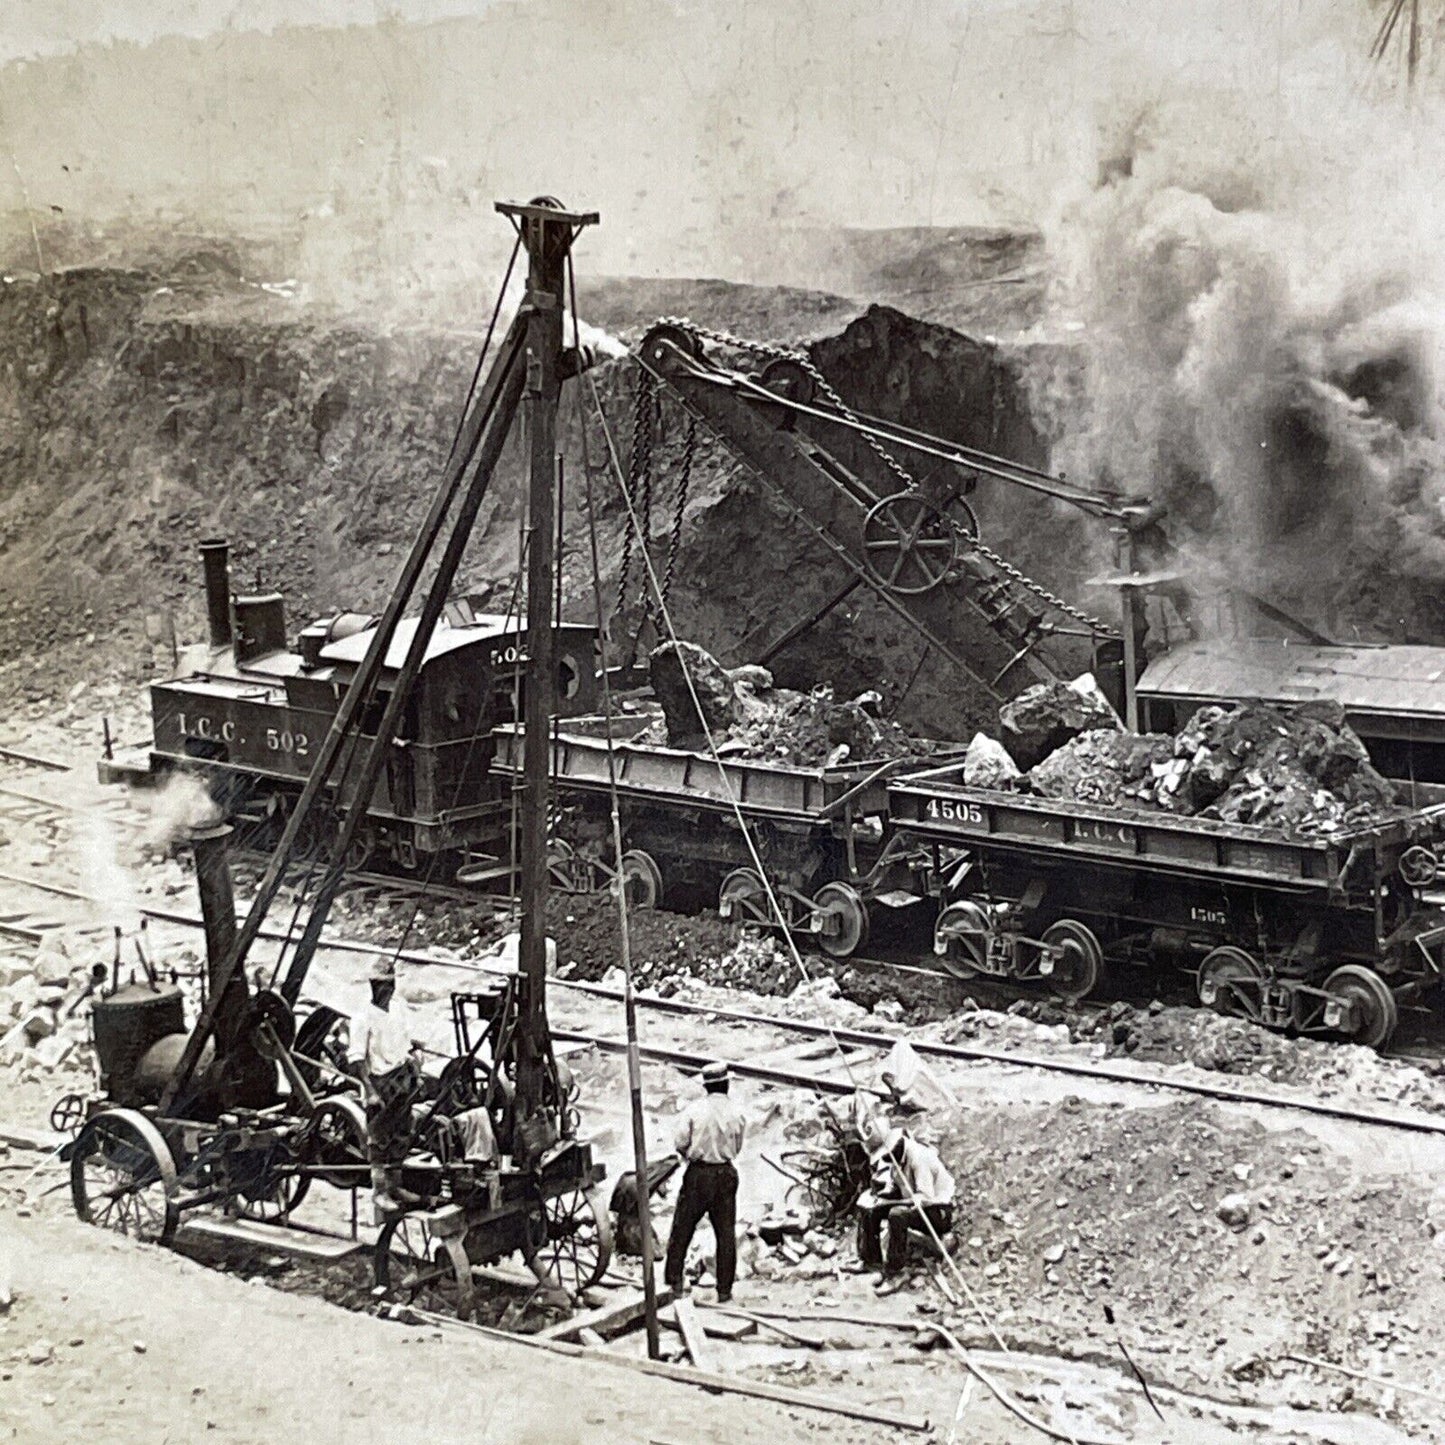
643;640;943;766
980;694;1404;837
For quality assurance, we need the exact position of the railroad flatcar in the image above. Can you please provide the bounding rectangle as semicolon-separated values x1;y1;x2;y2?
891;759;1445;1048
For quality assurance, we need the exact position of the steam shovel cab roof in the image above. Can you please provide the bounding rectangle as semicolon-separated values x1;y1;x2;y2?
1138;638;1445;778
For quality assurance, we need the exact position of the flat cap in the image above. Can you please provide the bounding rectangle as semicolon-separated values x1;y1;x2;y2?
701;1060;730;1085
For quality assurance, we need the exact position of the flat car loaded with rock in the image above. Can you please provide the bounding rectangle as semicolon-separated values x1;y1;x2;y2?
892;696;1445;1049
66;199;611;1311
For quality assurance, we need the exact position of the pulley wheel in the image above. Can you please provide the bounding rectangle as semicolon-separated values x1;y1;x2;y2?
1197;946;1263;1018
306;1095;370;1190
758;357;817;407
1323;964;1398;1050
862;493;959;595
1400;845;1438;889
1039;919;1104;1002
247;989;296;1059
639;323;702;369
813;881;869;959
71;1108;178;1245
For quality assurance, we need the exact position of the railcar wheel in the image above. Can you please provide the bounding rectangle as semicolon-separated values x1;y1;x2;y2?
345;824;377;872
71;1109;178;1245
375;1212;475;1320
618;850;663;910
1039;919;1104;1002
934;900;992;978
1197;946;1263;1017
1323;965;1398;1050
719;867;772;926
524;1184;613;1298
814;881;869;959
549;839;602;894
307;1096;369;1190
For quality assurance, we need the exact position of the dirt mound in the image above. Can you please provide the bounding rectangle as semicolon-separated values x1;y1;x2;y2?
930;1095;1445;1391
1085;1002;1445;1111
1025;702;1402;836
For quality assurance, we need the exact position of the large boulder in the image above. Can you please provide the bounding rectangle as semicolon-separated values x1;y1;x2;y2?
998;674;1122;770
648;641;742;745
963;732;1021;790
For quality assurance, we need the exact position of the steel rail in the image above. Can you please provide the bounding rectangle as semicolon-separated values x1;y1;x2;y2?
9;863;1445;1137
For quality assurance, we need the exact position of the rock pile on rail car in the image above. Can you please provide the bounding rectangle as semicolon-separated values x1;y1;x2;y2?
643;640;936;766
974;681;1403;836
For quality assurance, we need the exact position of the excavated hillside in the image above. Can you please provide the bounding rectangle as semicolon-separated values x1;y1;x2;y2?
0;240;1076;739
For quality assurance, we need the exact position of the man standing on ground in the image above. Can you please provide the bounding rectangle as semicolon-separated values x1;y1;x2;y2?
855;1127;956;1294
354;957;425;1217
664;1060;746;1303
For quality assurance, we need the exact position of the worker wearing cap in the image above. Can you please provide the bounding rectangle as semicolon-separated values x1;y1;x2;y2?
354;957;425;1216
855;1127;956;1293
663;1060;746;1303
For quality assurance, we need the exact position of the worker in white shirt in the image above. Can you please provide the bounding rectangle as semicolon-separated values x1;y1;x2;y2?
855;1126;956;1294
663;1060;746;1303
354;957;425;1216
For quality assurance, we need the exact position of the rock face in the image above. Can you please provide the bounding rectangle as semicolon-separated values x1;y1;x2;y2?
649;641;742;746
998;675;1122;770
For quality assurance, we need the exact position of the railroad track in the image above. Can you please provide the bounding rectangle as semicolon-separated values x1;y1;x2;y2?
7;860;1445;1136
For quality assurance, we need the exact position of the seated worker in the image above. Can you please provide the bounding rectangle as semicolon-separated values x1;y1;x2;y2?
354;957;427;1217
855;1127;956;1294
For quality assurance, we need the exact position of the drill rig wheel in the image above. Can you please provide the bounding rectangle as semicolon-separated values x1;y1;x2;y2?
862;494;959;595
375;1212;476;1320
524;1184;613;1298
71;1109;178;1245
306;1096;370;1190
232;1154;311;1223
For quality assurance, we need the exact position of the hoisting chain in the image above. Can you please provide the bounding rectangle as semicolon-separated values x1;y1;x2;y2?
653;316;1118;639
659;414;697;612
615;368;656;620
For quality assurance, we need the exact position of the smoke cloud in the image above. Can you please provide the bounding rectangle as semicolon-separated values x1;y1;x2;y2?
1025;38;1445;637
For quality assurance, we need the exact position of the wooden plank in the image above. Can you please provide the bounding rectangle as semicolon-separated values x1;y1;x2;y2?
0;1122;65;1153
179;1216;362;1260
661;1306;757;1342
704;1305;822;1350
538;1286;675;1342
409;1310;931;1433
672;1297;717;1373
473;1262;543;1292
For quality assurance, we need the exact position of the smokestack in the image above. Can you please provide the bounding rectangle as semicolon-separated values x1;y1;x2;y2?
190;823;247;1051
200;538;232;650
